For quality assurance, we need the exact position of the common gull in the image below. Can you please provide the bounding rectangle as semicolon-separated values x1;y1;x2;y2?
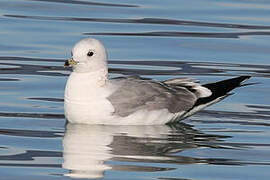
64;38;251;125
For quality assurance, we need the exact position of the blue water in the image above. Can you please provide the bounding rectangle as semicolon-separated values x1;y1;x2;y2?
0;0;270;179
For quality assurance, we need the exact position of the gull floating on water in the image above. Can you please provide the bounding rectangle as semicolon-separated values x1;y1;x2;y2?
64;38;251;125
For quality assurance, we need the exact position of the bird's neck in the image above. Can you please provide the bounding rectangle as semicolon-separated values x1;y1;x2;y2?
72;68;108;86
65;68;109;101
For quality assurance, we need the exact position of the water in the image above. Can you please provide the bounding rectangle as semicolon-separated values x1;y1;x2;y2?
0;0;270;179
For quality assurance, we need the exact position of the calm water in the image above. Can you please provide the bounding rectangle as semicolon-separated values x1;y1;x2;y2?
0;0;270;179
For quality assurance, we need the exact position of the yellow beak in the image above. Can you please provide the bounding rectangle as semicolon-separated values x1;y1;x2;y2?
64;58;78;67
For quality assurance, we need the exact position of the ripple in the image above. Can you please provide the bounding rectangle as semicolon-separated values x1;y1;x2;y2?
0;150;62;167
29;0;139;8
0;129;62;138
85;31;270;39
0;78;19;81
198;109;270;120
0;112;64;119
5;15;270;30
27;97;64;102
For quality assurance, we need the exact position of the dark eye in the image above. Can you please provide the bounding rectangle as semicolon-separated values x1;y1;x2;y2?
87;51;94;57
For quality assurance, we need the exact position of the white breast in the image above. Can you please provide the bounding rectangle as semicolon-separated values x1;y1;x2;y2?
64;71;115;124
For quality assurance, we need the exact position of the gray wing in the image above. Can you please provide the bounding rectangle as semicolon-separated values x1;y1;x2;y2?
108;76;206;117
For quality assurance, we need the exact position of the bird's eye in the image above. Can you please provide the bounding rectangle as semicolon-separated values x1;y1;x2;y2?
87;51;94;57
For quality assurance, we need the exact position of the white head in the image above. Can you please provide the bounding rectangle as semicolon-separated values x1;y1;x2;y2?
65;38;108;73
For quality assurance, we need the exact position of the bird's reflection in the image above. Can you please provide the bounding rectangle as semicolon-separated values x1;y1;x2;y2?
62;122;228;179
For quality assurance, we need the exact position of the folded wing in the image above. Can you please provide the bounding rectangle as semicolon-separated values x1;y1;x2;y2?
108;76;211;117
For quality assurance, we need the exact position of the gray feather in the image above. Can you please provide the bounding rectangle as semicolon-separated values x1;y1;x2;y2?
107;77;199;117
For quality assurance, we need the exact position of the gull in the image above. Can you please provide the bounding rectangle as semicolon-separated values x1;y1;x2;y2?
64;38;251;125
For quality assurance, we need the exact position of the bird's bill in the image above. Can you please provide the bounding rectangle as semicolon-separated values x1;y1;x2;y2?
64;58;78;67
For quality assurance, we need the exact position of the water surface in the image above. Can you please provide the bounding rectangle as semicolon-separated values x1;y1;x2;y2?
0;0;270;179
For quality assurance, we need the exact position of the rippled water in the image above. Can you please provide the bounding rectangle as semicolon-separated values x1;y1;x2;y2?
1;0;270;179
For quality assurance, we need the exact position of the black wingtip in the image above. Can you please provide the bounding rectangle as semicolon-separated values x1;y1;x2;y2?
234;75;251;85
193;76;252;107
203;76;251;96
